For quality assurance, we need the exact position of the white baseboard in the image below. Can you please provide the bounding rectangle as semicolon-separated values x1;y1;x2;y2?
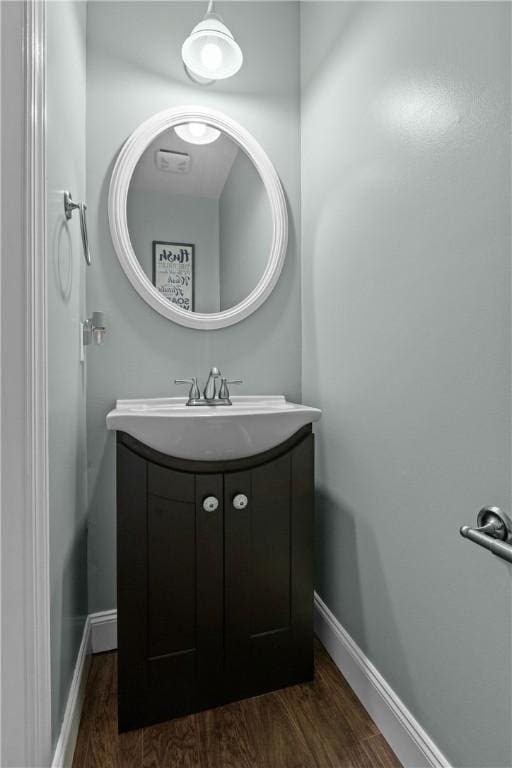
90;609;118;653
314;593;451;768
51;610;117;768
51;617;92;768
53;603;450;768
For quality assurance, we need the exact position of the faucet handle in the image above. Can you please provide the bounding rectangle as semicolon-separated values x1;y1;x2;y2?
175;377;200;402
218;378;243;401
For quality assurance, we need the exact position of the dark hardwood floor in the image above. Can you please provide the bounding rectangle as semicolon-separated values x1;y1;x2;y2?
72;640;402;768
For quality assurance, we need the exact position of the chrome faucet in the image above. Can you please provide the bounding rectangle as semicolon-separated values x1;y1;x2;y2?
218;377;243;403
203;366;221;401
174;376;201;406
175;367;242;406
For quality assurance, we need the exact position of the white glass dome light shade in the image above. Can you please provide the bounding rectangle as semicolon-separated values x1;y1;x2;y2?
182;11;243;81
174;122;221;145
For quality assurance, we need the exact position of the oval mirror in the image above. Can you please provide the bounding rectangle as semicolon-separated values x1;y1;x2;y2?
108;107;288;329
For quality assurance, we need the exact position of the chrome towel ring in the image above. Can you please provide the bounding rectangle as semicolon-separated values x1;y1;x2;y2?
64;190;91;266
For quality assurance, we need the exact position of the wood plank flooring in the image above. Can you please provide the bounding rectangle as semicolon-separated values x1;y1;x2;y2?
72;640;402;768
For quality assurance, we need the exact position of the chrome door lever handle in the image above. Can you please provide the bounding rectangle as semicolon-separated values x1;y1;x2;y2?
460;506;512;564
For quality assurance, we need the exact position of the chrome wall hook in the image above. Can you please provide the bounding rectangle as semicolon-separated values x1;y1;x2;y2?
64;191;91;266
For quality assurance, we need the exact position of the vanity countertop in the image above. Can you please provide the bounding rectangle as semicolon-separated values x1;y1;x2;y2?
106;395;321;461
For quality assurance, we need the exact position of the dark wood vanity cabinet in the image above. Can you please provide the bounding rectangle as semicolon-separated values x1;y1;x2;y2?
116;426;314;732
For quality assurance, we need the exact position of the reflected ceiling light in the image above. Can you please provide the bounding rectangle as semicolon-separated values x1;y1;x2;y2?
174;122;221;145
181;0;243;84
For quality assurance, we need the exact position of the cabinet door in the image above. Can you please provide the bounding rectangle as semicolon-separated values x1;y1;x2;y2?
117;443;224;730
224;434;314;700
145;467;224;724
117;443;148;731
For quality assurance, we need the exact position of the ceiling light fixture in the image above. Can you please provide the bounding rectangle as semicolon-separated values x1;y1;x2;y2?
174;122;221;145
181;0;243;84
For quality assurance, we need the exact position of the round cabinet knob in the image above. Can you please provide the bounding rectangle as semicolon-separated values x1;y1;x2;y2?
203;496;219;512
233;493;248;510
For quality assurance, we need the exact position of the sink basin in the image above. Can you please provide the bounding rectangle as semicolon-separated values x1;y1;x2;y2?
106;395;321;461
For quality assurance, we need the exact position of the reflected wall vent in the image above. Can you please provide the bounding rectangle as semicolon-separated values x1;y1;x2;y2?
155;150;191;173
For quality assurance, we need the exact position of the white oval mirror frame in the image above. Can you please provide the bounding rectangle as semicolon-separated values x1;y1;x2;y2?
108;106;288;330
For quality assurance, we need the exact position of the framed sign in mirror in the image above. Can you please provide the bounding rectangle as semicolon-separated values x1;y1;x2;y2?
108;106;288;330
152;241;195;312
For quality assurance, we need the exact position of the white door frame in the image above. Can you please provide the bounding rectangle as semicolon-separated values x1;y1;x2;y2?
1;0;51;764
24;0;51;763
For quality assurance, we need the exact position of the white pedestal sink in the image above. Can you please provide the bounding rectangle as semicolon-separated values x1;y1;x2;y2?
106;395;321;461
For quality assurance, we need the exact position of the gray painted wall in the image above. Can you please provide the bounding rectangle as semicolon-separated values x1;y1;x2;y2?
86;1;301;612
46;0;88;749
127;189;220;312
219;149;272;309
46;0;89;748
301;3;511;767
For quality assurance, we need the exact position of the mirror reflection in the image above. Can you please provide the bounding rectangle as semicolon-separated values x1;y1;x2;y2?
127;121;272;314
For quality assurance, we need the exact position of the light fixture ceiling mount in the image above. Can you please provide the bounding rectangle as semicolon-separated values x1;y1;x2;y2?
181;0;243;84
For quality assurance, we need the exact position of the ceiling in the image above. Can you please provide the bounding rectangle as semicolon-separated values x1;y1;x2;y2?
129;128;240;200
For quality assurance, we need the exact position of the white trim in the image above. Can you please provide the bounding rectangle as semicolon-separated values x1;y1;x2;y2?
51;618;92;768
51;610;118;768
90;609;118;654
51;611;117;768
24;1;52;764
314;593;451;768
108;106;288;330
58;604;452;768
